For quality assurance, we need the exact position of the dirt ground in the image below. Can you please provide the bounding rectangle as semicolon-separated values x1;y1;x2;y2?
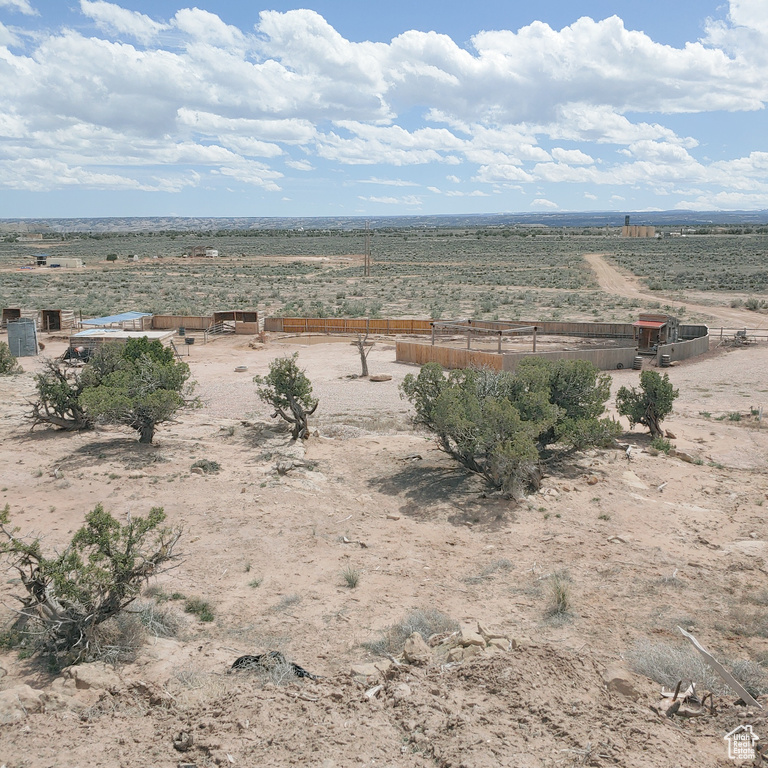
2;327;768;767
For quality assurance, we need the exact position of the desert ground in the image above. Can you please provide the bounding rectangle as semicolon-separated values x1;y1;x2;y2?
1;317;768;767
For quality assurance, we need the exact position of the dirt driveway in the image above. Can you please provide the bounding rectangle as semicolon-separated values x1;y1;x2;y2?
584;252;763;327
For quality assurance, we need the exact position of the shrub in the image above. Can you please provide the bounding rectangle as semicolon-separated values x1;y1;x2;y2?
0;503;182;664
650;436;672;454
0;342;23;375
80;338;198;443
184;597;214;622
191;459;220;474
29;358;91;431
616;370;679;438
401;360;618;497
628;640;767;698
254;353;318;440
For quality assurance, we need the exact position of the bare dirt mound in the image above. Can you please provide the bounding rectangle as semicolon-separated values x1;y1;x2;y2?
0;643;754;768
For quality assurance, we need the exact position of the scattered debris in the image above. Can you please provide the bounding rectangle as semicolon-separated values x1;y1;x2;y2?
172;731;194;752
678;627;762;709
231;651;320;680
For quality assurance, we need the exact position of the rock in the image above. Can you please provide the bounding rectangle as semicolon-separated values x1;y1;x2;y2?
447;646;466;663
190;466;205;475
447;643;483;663
351;660;392;678
670;449;696;464
392;683;412;701
0;685;47;724
487;637;512;651
602;665;643;702
403;632;431;665
462;643;483;659
586;475;599;485
460;626;486;648
477;622;507;642
64;661;122;692
386;513;401;521
665;430;676;439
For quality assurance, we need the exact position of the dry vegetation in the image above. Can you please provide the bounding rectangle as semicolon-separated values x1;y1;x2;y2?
5;227;766;324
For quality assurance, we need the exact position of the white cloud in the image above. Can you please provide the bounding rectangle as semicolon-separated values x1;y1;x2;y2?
173;8;246;50
445;189;489;197
531;198;558;209
0;5;766;208
80;1;166;44
286;159;314;171
551;147;594;165
359;177;419;186
0;0;35;15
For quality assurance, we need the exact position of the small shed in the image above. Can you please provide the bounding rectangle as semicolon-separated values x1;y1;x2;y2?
81;312;152;331
633;314;679;351
2;307;37;329
40;309;77;333
212;310;263;334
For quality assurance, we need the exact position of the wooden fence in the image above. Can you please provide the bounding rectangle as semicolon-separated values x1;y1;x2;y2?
396;341;504;370
265;317;434;335
264;317;636;338
151;315;213;331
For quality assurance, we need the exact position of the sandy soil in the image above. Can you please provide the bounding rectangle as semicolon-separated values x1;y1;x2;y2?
1;328;768;767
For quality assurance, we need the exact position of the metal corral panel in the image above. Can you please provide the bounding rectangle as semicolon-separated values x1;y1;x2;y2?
7;318;38;357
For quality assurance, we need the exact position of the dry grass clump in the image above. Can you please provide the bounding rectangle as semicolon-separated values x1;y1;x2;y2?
545;571;572;622
341;566;361;589
270;594;302;613
628;640;767;698
363;608;458;656
463;558;512;585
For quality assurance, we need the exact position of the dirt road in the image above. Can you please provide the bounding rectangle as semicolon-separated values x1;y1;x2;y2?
584;252;762;328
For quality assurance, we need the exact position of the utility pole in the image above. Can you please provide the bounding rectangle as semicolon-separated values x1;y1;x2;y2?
364;220;371;277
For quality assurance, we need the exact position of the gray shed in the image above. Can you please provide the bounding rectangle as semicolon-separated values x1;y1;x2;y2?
7;318;38;357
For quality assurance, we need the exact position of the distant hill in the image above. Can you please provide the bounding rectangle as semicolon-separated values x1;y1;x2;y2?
1;210;767;233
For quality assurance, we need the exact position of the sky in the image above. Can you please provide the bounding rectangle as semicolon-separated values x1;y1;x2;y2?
0;0;767;218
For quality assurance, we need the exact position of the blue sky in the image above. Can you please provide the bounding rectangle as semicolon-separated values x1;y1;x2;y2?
0;0;767;218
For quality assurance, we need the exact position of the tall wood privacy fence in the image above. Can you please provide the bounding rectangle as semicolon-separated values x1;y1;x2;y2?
264;317;637;338
395;342;504;370
264;317;434;334
152;315;213;331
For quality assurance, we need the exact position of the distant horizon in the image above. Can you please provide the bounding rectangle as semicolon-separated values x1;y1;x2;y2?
2;209;768;233
1;1;767;218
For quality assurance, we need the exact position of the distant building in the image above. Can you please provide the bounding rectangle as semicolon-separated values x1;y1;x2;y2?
187;246;219;258
46;257;83;268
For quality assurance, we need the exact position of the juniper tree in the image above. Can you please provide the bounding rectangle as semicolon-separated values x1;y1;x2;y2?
254;353;318;440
